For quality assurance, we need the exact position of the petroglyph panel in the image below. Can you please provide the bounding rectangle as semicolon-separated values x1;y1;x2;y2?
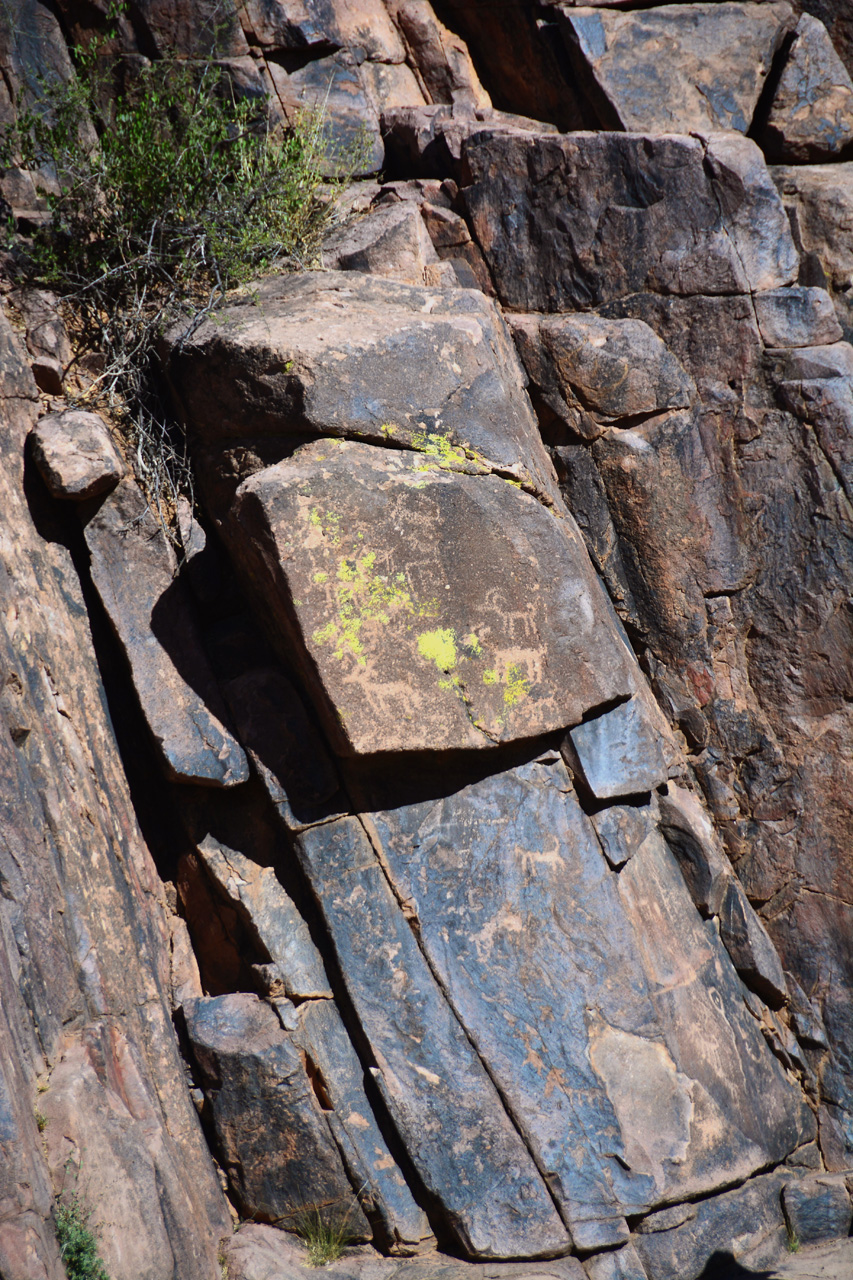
229;438;636;755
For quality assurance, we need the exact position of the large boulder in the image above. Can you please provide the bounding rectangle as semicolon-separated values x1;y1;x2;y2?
757;14;853;162
557;3;793;134
462;131;799;312
164;271;558;505
227;437;638;756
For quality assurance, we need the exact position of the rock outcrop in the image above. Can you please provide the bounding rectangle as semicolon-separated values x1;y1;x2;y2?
2;1;853;1278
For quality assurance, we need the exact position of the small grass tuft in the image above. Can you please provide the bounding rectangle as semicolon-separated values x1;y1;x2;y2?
55;1192;111;1280
787;1229;801;1254
34;1107;47;1132
294;1206;354;1267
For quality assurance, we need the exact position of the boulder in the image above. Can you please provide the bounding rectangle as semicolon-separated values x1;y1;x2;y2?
196;837;332;999
29;409;124;500
266;54;383;175
184;994;372;1234
782;1174;853;1243
557;2;793;134
293;817;571;1260
381;103;557;182
754;287;843;348
462;131;799;313
508;314;695;440
238;0;405;61
82;479;249;787
322;201;440;284
592;800;658;871
569;697;669;799
163;270;558;504
759;14;853;162
633;1169;794;1280
384;0;491;109
772;162;853;297
228;437;637;756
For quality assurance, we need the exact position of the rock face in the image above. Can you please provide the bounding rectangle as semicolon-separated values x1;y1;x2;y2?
558;3;794;134
462;131;799;312
5;0;853;1277
0;314;231;1279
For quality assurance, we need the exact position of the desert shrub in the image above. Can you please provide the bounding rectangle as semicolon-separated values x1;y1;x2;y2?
0;5;360;530
55;1192;111;1280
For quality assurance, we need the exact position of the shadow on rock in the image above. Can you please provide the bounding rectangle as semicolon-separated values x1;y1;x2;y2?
697;1252;775;1279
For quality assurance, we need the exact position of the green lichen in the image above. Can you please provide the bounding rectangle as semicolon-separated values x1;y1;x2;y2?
417;627;457;672
482;668;498;686
313;571;328;584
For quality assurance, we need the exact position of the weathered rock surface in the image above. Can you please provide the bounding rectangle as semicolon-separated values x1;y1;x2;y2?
759;14;853;162
771;163;853;336
557;3;793;134
633;1169;795;1280
754;287;843;349
164;270;558;503
463;131;799;312
568;696;668;799
782;1175;853;1243
185;993;372;1232
508;314;695;440
294;757;812;1255
582;1244;647;1280
229;438;637;756
82;479;250;786
294;815;571;1259
321;200;441;285
29;408;124;499
283;999;434;1252
0;313;231;1277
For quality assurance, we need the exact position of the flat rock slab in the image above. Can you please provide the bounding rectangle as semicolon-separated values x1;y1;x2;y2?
463;131;798;313
82;480;249;786
558;3;793;133
164;270;557;503
760;14;853;162
229;438;637;756
293;816;571;1259
30;409;124;500
282;999;433;1252
364;757;811;1249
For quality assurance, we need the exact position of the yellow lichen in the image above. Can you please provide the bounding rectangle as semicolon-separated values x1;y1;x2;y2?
417;628;457;672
